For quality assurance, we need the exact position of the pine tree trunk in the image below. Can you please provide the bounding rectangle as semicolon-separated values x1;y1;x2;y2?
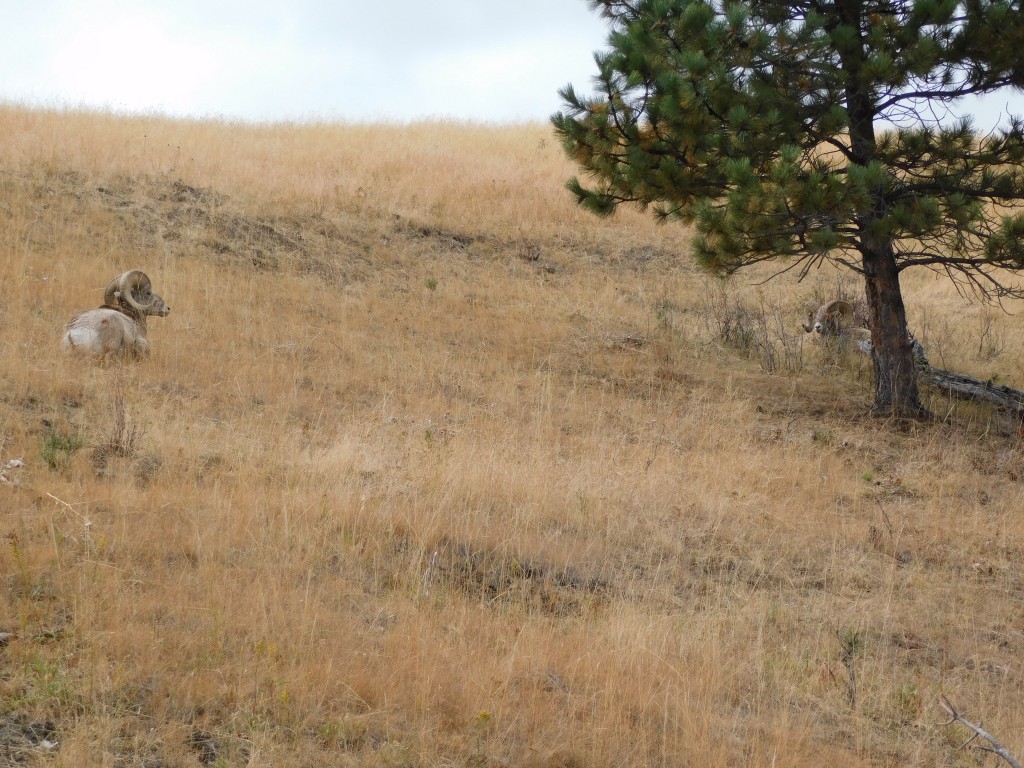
862;240;929;418
834;0;928;418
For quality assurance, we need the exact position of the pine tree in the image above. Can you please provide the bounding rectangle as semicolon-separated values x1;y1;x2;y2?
553;0;1024;418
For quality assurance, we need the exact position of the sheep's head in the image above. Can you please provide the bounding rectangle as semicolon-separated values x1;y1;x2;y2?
804;299;854;336
103;270;170;318
801;302;819;333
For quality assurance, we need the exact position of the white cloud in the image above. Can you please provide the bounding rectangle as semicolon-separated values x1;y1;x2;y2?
0;0;614;121
48;4;223;114
0;0;611;122
413;37;597;121
6;0;1016;127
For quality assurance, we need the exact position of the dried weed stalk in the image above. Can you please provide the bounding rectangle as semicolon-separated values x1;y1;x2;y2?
101;375;146;459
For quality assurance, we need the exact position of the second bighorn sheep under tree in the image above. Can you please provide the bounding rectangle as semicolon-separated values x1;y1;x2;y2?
802;299;872;355
62;270;170;358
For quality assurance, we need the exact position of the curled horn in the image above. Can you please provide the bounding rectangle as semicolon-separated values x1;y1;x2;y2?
105;270;153;311
103;276;120;307
823;299;855;325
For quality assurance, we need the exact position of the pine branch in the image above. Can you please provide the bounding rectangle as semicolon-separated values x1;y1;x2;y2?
875;78;1019;114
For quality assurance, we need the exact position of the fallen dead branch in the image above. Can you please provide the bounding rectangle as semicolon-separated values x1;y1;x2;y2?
923;366;1024;418
939;694;1021;768
914;341;1024;420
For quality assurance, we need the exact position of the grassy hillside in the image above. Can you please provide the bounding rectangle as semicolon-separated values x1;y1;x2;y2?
1;105;1023;767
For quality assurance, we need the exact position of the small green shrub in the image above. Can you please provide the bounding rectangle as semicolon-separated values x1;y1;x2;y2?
41;431;84;471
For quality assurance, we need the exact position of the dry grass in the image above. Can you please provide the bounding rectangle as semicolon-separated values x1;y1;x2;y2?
1;104;1024;767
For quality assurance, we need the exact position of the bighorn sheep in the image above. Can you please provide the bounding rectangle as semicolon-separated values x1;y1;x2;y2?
802;299;872;355
62;270;170;357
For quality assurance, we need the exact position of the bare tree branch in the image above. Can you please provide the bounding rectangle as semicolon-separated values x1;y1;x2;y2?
939;695;1022;768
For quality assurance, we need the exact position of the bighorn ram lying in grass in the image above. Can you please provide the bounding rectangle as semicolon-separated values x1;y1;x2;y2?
62;270;170;358
802;299;872;355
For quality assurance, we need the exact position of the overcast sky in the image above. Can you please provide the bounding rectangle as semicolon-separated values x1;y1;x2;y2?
1;0;1021;126
0;0;612;122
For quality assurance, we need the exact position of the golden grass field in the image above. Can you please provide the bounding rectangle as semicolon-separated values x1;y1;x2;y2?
1;104;1024;767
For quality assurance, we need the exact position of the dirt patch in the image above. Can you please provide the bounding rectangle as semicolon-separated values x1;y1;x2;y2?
19;170;375;282
425;537;610;615
0;716;58;766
